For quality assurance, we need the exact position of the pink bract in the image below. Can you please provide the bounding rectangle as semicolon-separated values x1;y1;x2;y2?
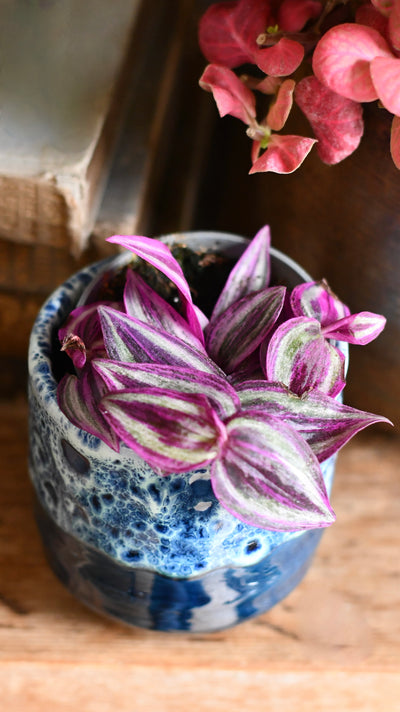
266;79;295;131
313;23;393;103
250;134;317;174
295;76;364;164
199;64;256;124
370;55;400;114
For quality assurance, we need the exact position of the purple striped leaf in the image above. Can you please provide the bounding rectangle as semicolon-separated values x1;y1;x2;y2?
123;269;204;350
210;226;271;322
100;388;223;473
237;381;392;461
107;234;204;343
206;286;286;374
57;368;119;451
93;360;240;419
211;411;335;531
265;317;346;397
321;311;387;345
228;351;265;386
98;306;220;375
193;303;209;331
290;280;350;327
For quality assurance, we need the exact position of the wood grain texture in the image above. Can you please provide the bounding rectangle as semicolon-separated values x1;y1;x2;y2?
0;399;399;711
0;1;143;253
0;0;212;377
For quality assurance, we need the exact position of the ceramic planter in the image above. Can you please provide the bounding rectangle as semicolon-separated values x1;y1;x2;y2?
28;231;346;633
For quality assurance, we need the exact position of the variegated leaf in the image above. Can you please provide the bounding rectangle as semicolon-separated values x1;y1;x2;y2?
107;234;204;343
290;280;350;326
198;0;303;76
93;360;240;419
266;79;295;131
199;64;257;124
249;133;317;174
123;269;203;349
370;56;400;115
312;23;392;103
236;381;392;461
294;76;364;165
98;306;220;375
228;351;265;386
57;369;119;451
321;311;387;344
211;410;335;531
265;317;346;396
206;286;286;374
210;225;271;321
100;388;223;473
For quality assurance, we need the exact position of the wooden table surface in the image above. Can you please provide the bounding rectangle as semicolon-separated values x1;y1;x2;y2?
1;398;399;712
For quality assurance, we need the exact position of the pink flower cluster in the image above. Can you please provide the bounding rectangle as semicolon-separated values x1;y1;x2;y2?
198;0;400;173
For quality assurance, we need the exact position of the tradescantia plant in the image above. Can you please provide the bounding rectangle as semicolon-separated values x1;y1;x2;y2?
57;227;390;532
198;0;400;173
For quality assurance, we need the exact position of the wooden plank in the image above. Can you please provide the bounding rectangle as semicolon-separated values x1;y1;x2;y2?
93;0;215;241
0;238;114;297
0;399;398;711
0;0;217;372
143;0;218;238
0;0;142;253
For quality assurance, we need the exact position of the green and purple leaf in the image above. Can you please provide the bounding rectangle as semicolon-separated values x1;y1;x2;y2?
98;306;220;375
211;225;271;321
228;351;265;385
100;388;223;473
206;286;286;373
321;311;387;344
236;381;392;461
265;317;346;396
107;234;204;343
57;368;119;451
211;410;335;531
290;280;350;327
123;269;204;350
93;360;240;419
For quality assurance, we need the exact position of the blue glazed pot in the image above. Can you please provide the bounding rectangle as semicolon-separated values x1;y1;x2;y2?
28;231;345;632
